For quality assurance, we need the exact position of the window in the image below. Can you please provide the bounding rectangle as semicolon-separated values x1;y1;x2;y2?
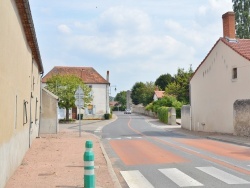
232;67;237;80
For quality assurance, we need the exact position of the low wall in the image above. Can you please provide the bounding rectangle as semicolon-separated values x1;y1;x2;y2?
181;105;191;130
132;106;157;118
234;99;250;136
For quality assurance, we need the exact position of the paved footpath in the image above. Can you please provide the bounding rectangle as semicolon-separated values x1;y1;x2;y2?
5;117;120;188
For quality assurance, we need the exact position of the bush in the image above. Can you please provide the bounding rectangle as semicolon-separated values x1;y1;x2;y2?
59;119;76;123
77;114;83;120
176;107;181;118
104;113;110;120
157;107;169;124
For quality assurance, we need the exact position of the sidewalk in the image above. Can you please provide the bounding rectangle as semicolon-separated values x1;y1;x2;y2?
5;117;120;188
148;118;250;147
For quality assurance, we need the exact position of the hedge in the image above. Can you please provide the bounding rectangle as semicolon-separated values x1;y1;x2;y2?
157;107;169;124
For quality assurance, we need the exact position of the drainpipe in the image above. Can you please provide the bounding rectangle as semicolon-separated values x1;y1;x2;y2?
29;59;34;148
38;72;43;137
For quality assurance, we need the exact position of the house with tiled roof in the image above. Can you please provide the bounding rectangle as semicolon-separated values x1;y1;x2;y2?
189;12;250;134
153;90;165;101
42;66;110;119
0;0;44;187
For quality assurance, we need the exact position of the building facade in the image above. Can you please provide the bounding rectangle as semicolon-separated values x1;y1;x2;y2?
0;0;44;187
42;66;110;119
190;12;250;134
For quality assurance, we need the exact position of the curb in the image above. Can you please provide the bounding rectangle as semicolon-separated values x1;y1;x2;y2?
92;115;121;188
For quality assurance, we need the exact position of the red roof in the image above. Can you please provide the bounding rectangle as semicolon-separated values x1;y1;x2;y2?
191;37;250;80
42;66;109;84
221;38;250;61
155;91;165;99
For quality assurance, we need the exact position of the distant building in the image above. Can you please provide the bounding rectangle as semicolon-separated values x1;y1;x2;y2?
190;12;250;134
42;66;110;119
0;1;44;187
153;90;165;101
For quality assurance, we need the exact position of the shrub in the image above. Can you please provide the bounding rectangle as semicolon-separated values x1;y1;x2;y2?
104;113;110;120
59;119;76;123
157;107;169;124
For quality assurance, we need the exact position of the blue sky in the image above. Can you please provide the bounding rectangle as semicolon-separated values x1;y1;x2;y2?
29;0;233;95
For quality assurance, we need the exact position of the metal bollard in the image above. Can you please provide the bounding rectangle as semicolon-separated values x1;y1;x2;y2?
84;140;95;188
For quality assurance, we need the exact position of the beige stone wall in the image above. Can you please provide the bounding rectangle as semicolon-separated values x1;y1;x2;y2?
0;0;42;187
190;40;250;133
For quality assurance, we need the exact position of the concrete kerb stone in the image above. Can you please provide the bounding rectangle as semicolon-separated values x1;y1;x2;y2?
90;115;122;188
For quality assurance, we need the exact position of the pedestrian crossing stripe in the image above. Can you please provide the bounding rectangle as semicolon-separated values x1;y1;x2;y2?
120;170;154;188
159;168;203;187
121;166;250;187
196;166;250;184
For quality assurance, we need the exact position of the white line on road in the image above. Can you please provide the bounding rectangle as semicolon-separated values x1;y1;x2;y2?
159;168;203;187
94;126;102;132
120;170;154;188
196;166;250;184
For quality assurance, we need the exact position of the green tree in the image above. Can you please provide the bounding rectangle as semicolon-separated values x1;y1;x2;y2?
155;73;174;90
131;82;145;105
45;74;92;120
165;66;193;104
131;82;154;106
114;91;127;107
233;0;250;38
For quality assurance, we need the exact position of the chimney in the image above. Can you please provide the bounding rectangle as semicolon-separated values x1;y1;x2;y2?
106;70;109;82
222;11;235;39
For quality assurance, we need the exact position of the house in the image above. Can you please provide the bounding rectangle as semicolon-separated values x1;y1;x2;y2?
42;66;110;119
153;90;165;101
0;0;44;187
189;11;250;135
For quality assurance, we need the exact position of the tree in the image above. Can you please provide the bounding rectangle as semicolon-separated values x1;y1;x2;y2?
131;82;154;106
233;0;250;38
114;91;127;107
45;74;92;120
131;82;145;105
165;66;193;104
155;73;174;90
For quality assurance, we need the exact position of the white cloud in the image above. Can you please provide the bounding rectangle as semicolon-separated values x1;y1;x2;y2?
58;24;72;34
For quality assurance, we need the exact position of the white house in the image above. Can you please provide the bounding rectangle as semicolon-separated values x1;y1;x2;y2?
42;66;110;119
153;90;165;101
189;12;250;134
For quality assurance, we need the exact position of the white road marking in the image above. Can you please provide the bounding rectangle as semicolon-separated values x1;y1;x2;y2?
159;168;203;187
178;145;200;154
94;126;102;132
120;170;154;188
126;137;132;139
196;166;250;184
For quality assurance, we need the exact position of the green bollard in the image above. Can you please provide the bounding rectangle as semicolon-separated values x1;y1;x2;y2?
84;140;95;188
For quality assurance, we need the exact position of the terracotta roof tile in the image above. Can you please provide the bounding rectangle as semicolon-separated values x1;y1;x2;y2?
42;66;109;84
221;38;250;61
155;91;165;98
191;37;250;80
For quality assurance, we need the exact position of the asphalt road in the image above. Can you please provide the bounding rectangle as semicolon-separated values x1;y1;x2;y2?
101;112;250;188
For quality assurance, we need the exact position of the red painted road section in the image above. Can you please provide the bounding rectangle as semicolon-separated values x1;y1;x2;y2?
174;138;250;161
109;139;187;166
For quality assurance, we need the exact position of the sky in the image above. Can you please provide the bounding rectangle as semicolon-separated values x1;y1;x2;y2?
29;0;233;96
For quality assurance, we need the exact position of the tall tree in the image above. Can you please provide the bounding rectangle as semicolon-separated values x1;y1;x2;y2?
131;82;154;106
114;91;127;107
233;0;250;38
131;82;145;105
155;73;174;90
165;66;193;104
45;74;92;120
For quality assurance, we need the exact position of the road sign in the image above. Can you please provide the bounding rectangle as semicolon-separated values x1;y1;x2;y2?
75;87;84;95
75;86;84;108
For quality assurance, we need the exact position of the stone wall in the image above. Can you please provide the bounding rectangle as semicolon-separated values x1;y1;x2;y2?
234;99;250;136
181;105;191;130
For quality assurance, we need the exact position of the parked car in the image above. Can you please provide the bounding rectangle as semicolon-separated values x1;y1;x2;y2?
124;109;132;114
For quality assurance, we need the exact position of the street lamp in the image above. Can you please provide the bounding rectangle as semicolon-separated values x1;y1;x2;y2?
109;85;117;96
